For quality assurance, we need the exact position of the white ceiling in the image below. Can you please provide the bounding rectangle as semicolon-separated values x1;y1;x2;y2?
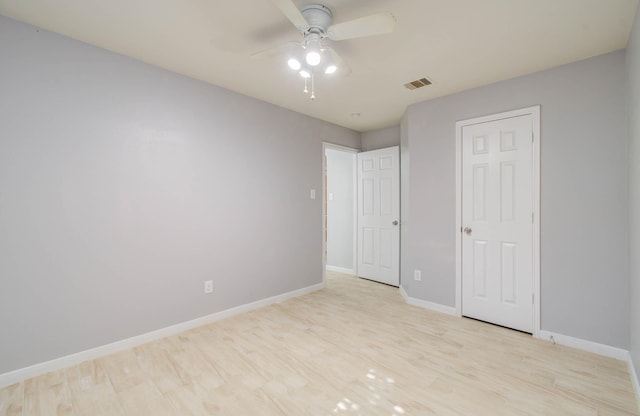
1;0;638;132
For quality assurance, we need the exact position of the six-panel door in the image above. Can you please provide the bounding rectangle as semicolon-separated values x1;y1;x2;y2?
357;147;400;286
461;115;534;333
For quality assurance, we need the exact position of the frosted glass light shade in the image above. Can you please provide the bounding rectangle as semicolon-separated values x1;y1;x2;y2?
306;51;321;66
288;58;301;70
324;65;337;74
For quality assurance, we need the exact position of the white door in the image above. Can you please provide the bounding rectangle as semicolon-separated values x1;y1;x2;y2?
357;146;400;286
461;114;534;333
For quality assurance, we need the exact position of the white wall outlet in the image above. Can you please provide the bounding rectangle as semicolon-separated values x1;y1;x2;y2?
204;280;213;294
310;189;316;199
414;270;422;281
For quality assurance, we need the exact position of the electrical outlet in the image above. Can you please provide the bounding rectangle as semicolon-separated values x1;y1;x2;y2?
414;270;422;281
204;280;213;294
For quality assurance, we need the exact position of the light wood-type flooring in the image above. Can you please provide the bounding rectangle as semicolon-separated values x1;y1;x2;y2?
1;271;638;415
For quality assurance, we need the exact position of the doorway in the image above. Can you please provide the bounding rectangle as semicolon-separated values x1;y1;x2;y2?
323;144;358;281
455;106;540;335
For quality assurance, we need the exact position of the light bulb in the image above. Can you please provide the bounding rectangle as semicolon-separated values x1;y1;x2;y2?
305;36;322;67
306;51;321;66
299;70;311;79
324;65;337;74
287;58;301;70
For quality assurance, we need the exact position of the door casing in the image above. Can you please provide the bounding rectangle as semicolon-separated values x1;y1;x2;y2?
455;106;541;337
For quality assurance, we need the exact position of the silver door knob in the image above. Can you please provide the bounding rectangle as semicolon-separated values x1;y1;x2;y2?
392;220;399;226
464;227;472;235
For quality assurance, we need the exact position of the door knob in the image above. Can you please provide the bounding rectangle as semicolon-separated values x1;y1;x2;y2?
392;220;399;226
464;227;472;235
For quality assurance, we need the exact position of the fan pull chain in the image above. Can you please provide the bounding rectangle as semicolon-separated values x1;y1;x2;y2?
310;74;315;100
303;77;308;94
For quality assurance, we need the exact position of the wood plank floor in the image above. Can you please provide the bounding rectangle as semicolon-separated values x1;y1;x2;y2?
1;271;638;415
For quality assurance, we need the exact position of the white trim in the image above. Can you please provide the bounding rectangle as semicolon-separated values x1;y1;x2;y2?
455;116;463;317
325;265;354;275
455;106;541;336
351;151;358;278
322;142;360;287
627;353;640;411
322;142;360;153
531;106;541;337
537;330;629;361
399;285;457;316
0;283;323;388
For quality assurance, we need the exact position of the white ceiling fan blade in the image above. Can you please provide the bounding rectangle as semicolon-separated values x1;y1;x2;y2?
251;41;301;60
271;0;309;32
327;12;396;41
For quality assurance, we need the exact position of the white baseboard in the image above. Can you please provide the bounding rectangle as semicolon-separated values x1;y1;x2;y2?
626;352;640;412
325;265;354;275
537;330;629;361
0;282;323;388
399;285;457;316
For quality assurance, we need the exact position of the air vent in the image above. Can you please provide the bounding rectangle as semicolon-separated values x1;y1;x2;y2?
404;77;432;90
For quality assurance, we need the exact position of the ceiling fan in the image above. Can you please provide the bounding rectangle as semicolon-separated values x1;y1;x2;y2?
263;0;397;99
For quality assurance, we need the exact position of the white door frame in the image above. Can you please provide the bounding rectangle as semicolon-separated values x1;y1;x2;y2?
322;142;359;286
454;106;541;336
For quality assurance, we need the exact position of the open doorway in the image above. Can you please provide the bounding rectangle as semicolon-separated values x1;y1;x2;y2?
322;143;358;284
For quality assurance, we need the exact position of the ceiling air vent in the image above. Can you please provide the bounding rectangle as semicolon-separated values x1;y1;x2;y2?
404;77;432;90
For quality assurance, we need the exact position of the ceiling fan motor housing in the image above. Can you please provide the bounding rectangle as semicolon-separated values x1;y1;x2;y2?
301;4;333;35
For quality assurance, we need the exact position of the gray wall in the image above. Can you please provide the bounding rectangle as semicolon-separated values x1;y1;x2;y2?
402;51;629;348
361;125;400;151
326;148;355;271
0;16;360;374
628;7;640;378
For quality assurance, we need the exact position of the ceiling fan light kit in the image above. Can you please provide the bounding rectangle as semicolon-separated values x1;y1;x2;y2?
285;42;338;100
270;0;396;100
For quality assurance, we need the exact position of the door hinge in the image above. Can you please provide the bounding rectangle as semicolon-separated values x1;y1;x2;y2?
531;132;534;142
532;212;534;223
532;293;535;304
